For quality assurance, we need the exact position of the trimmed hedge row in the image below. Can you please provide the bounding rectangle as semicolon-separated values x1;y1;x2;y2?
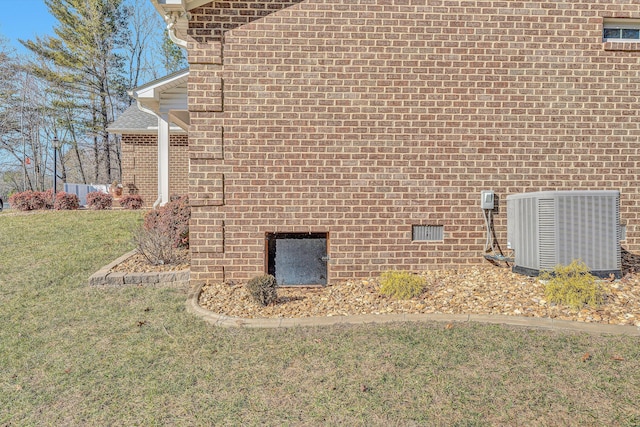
9;190;54;211
8;190;144;211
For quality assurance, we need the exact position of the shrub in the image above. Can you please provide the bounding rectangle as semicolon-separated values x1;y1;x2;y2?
119;194;144;210
133;195;190;265
8;191;32;211
541;260;604;310
133;226;181;266
8;190;54;211
379;270;427;299
25;190;51;210
86;191;113;210
142;195;190;248
41;189;55;210
245;275;278;306
54;192;80;210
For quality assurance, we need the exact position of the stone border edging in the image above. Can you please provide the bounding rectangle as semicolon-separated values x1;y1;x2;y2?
186;282;640;336
89;250;190;286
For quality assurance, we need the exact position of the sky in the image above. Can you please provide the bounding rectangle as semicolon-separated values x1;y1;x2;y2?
0;0;56;52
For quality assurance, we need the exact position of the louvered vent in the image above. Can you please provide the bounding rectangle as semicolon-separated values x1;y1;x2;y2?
412;225;443;241
506;191;621;278
538;198;556;270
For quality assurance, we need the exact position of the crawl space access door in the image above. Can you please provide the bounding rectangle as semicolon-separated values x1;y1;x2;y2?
267;233;328;285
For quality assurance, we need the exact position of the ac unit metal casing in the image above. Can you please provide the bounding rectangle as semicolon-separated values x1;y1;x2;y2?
506;190;621;277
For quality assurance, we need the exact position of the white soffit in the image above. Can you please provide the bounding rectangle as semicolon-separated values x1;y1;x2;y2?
185;0;213;9
151;0;212;19
129;68;189;114
154;0;211;11
170;111;191;130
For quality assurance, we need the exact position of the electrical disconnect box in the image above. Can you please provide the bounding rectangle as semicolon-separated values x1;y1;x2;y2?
481;190;495;210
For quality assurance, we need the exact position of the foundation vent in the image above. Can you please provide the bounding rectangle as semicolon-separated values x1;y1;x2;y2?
412;225;443;241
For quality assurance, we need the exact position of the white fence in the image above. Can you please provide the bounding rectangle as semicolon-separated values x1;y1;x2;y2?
64;183;109;206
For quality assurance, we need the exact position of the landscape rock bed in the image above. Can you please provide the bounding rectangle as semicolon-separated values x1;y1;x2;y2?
89;249;189;286
109;249;189;273
199;265;640;327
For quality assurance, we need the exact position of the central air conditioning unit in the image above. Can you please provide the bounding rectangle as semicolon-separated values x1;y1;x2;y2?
506;190;621;278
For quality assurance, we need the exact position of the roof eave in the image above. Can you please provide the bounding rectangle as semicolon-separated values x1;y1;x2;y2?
109;127;187;135
150;0;211;42
129;68;189;102
152;0;212;13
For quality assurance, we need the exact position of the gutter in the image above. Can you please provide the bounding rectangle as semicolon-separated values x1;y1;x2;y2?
165;11;189;49
150;0;190;50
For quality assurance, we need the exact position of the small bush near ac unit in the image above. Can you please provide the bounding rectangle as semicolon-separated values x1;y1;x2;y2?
541;260;604;310
379;270;426;300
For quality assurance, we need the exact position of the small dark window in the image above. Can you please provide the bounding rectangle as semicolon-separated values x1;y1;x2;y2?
603;20;640;41
604;28;621;39
412;225;444;241
622;28;640;39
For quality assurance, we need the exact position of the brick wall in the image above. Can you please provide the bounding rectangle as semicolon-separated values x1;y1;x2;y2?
186;0;640;285
121;133;189;207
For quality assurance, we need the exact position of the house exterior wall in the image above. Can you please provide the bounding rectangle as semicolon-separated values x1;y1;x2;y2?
185;0;640;286
121;134;189;207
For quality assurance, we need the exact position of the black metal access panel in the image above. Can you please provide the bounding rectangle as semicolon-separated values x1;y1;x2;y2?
266;232;328;286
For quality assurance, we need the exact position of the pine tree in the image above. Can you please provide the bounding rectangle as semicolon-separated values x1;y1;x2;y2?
160;31;188;74
22;0;127;183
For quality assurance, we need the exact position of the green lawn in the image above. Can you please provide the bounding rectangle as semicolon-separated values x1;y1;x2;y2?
1;210;639;426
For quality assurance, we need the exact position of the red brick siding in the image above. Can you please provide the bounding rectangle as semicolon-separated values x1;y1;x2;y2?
188;0;306;45
121;134;189;207
186;0;640;285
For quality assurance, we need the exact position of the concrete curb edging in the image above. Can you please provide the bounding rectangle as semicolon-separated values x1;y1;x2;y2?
186;282;640;336
89;250;190;287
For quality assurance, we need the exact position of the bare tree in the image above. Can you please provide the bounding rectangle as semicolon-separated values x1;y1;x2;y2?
0;47;53;193
0;0;185;196
123;0;165;92
22;0;127;184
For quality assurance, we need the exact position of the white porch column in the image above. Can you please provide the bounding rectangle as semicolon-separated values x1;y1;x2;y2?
157;113;170;207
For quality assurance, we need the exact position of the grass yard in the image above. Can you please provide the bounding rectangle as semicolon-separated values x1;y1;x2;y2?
0;210;639;426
